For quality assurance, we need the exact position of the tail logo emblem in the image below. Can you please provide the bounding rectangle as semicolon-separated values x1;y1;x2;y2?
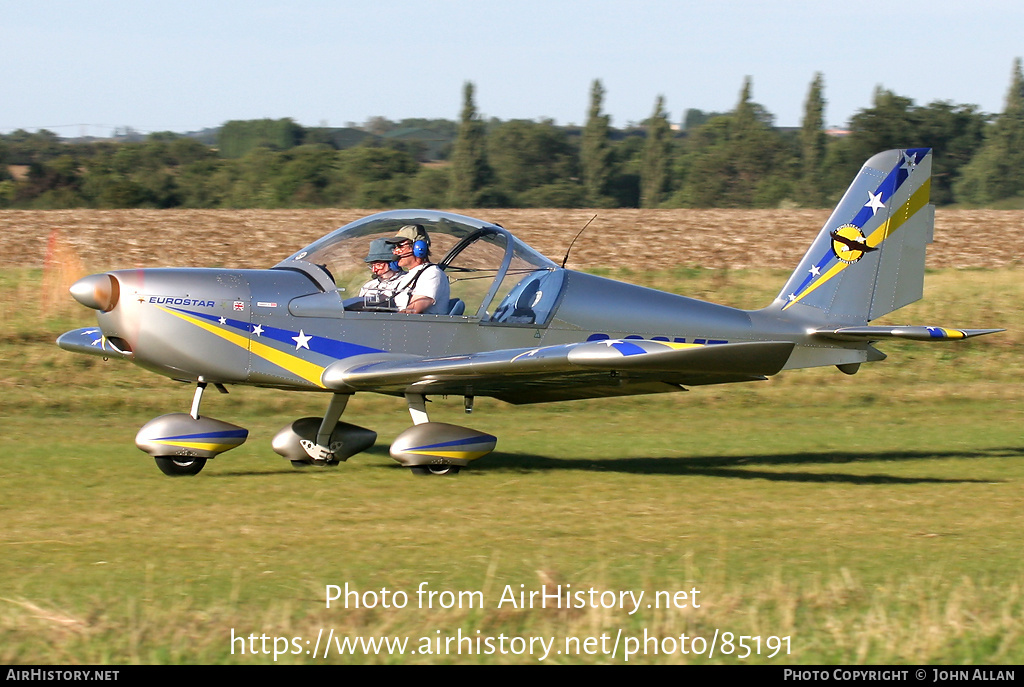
830;225;876;264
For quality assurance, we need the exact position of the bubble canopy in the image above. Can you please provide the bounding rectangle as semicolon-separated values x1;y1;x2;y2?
273;210;564;323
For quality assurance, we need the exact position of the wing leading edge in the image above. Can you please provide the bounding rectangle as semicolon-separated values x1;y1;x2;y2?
322;339;795;403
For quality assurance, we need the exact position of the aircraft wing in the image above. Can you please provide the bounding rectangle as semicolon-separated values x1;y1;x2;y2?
322;339;795;404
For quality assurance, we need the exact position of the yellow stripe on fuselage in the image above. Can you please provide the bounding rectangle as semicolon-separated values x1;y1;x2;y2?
157;306;326;388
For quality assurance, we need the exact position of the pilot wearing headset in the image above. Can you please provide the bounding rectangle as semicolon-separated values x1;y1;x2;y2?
357;238;405;310
385;224;450;314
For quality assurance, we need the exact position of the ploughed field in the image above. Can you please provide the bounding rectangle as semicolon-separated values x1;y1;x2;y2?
0;208;1019;272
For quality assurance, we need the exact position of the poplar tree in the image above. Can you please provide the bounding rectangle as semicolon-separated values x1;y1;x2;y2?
671;77;790;207
581;79;612;206
1009;57;1024;115
640;95;671;208
800;73;828;200
956;58;1024;203
448;82;492;206
734;76;757;132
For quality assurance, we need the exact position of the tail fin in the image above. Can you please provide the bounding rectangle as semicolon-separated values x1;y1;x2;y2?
772;148;934;325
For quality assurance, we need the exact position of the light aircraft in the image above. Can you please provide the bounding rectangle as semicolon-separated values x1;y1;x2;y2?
58;148;1002;476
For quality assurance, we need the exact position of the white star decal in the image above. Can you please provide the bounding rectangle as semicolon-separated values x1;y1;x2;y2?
218;316;227;325
864;191;885;215
252;324;264;337
292;330;312;350
901;152;918;172
809;265;821;277
787;293;797;302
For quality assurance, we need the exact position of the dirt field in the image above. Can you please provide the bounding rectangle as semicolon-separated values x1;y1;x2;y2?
0;208;1020;272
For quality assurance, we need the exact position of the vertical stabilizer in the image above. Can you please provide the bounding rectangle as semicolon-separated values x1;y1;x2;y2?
772;148;934;324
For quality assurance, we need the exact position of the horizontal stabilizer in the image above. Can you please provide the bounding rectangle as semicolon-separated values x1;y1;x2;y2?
813;326;1004;342
56;328;133;359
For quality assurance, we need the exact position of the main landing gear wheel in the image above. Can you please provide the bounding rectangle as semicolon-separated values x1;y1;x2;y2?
290;459;339;468
154;456;207;476
410;465;461;476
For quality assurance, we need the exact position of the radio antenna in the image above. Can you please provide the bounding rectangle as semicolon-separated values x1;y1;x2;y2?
561;214;597;268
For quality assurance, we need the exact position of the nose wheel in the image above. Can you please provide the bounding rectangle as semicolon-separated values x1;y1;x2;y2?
136;379;248;477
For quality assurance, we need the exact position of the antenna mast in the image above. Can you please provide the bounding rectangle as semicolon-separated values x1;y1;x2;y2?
561;215;597;268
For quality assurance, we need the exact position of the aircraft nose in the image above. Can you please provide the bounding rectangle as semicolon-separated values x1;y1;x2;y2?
70;273;121;312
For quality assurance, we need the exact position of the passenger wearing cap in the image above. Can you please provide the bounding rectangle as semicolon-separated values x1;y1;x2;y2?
357;238;405;310
385;224;451;315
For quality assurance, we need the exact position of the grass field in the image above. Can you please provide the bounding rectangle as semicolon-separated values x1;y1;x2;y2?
1;211;1021;664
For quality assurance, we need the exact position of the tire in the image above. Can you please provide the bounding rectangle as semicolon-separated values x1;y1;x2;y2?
154;456;207;476
292;459;340;468
410;465;460;476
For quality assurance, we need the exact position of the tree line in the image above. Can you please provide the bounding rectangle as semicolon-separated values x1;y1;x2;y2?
2;60;1022;210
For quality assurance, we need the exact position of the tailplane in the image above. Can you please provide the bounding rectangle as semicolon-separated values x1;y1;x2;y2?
772;148;934;325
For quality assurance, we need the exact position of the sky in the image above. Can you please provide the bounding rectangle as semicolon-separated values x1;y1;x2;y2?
4;0;1022;138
